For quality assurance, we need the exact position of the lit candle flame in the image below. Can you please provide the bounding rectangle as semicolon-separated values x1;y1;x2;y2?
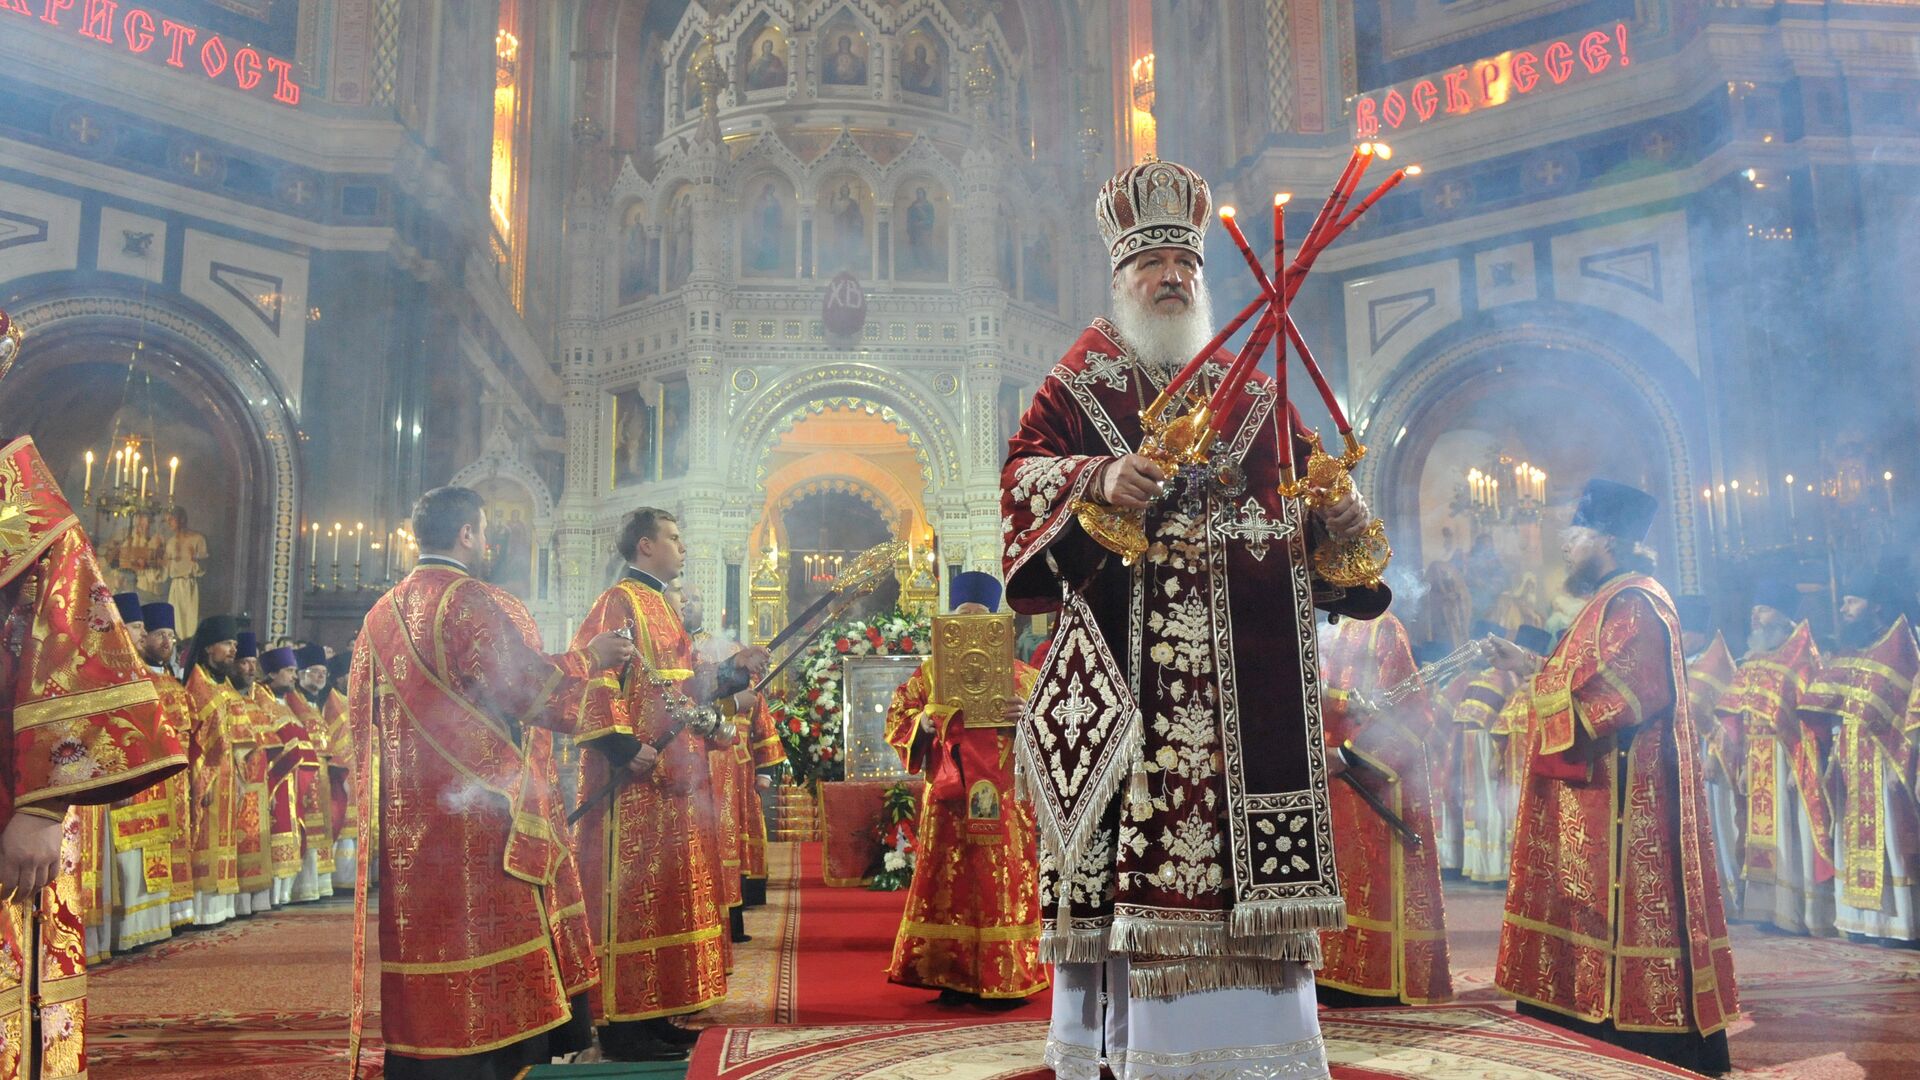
1219;205;1237;219
1405;165;1424;176
1274;192;1292;206
1374;143;1394;161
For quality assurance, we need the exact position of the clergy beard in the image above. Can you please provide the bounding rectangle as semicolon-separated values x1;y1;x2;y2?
1108;275;1216;375
1563;554;1607;598
1840;611;1890;650
1746;621;1791;657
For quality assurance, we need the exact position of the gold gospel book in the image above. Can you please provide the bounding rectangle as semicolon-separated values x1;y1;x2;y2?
931;612;1016;728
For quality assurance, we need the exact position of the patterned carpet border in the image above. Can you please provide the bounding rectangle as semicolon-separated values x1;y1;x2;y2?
684;1008;1708;1080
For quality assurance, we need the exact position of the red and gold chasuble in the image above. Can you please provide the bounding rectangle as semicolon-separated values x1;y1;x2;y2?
323;688;356;845
571;578;728;1023
1688;635;1738;788
1495;573;1738;1036
100;667;188;923
1802;618;1920;912
883;660;1047;999
347;565;608;1065
148;670;197;919
285;690;335;875
183;666;242;897
231;688;275;893
1447;665;1522;882
1718;624;1824;885
741;699;785;881
0;435;185;1079
1318;615;1452;1004
246;683;304;879
1002;322;1389;1000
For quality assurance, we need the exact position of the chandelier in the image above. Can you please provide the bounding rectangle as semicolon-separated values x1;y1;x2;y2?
1455;456;1548;526
80;343;181;522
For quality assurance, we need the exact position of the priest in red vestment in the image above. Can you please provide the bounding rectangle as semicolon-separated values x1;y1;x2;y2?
1721;581;1826;933
183;615;245;926
138;601;198;929
1678;596;1742;913
0;312;187;1079
1489;480;1738;1076
348;486;633;1080
1809;564;1920;941
1002;160;1390;1079
1317;612;1452;1006
569;508;767;1063
883;572;1047;1005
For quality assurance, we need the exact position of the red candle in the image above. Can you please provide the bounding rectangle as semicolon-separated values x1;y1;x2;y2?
1273;192;1294;477
1280;315;1350;434
1209;310;1280;434
1302;144;1372;254
1218;207;1274;297
1316;166;1420;252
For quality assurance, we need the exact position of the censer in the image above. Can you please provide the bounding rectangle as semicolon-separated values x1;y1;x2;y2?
1075;146;1417;587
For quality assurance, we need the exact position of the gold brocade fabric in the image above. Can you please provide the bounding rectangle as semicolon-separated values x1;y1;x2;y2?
0;436;186;1079
571;580;727;1022
1688;635;1738;790
1318;615;1452;1005
151;674;198;908
183;666;243;896
1718;624;1824;886
1494;575;1738;1036
350;566;607;1058
232;689;274;892
1801;618;1920;911
742;700;784;880
882;663;1048;999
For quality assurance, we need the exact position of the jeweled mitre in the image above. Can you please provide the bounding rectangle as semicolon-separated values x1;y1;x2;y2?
1094;160;1211;272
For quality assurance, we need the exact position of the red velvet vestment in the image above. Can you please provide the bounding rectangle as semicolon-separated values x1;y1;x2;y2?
1002;321;1390;1000
1495;573;1738;1036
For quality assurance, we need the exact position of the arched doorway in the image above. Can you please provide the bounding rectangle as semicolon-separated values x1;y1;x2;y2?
748;402;931;623
1360;310;1705;643
0;308;293;636
780;488;901;621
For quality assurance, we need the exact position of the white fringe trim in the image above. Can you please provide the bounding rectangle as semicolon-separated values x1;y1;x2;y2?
1110;918;1329;967
1039;927;1112;965
1229;897;1348;939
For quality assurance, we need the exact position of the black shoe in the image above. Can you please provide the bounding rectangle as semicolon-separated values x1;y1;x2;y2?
976;995;1028;1011
936;988;973;1006
647;1018;702;1047
730;907;752;943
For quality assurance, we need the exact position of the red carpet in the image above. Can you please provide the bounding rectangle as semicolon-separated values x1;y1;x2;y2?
789;842;1051;1024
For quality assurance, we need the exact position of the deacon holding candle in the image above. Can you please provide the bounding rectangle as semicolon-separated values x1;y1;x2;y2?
1003;159;1390;1079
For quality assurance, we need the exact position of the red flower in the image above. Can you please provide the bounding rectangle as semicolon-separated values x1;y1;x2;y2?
820;748;835;760
866;626;883;644
808;688;821;701
836;637;851;654
809;724;822;737
788;717;803;734
897;637;914;652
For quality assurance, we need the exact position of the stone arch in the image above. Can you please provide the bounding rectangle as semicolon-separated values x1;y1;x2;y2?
1356;302;1707;589
728;364;962;491
8;289;302;635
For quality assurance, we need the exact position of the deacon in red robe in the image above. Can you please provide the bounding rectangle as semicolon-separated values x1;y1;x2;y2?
1721;582;1826;933
569;508;767;1063
1490;480;1738;1076
1003;161;1390;1079
1677;596;1742;913
1316;612;1451;1006
883;572;1047;1004
137;601;198;930
0;362;186;1080
182;615;246;926
1809;565;1920;941
348;486;632;1080
284;642;338;899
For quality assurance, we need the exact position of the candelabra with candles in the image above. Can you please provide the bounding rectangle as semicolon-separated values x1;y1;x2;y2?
81;434;181;525
802;552;846;584
304;519;419;593
1455;458;1548;528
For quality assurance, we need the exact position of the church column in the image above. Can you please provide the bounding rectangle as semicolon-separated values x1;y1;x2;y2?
554;124;611;635
957;42;1011;578
677;40;734;612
